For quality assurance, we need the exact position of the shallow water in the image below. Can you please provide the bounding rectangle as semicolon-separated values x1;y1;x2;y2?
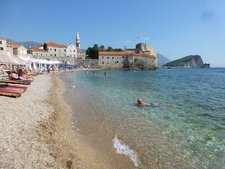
61;68;225;169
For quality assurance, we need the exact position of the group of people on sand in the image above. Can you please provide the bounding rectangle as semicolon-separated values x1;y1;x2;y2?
6;68;34;81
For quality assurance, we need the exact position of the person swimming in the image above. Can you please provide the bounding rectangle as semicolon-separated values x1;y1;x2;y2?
137;98;161;107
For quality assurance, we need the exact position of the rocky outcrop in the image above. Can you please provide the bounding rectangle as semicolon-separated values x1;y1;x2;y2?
163;55;209;68
199;63;210;68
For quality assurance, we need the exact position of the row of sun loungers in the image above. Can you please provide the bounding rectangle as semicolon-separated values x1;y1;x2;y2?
0;79;33;97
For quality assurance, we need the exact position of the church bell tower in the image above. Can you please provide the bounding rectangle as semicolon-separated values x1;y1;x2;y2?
76;32;80;49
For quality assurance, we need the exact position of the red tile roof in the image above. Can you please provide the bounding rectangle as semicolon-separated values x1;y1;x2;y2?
46;42;66;48
7;42;21;49
31;45;47;52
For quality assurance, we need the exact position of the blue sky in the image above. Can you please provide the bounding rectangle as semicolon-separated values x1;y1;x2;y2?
0;0;225;67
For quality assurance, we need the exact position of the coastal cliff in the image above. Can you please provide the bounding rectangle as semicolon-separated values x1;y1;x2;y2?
163;55;210;68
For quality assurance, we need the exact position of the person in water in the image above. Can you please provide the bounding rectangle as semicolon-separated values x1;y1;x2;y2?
137;98;161;107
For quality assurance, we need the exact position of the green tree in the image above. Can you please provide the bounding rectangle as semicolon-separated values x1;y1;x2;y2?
100;45;105;51
107;46;113;51
85;44;99;59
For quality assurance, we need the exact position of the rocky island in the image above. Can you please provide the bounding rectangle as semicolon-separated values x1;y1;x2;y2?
163;55;210;68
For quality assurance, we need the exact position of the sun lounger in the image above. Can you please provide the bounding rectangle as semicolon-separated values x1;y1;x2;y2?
0;83;28;89
0;88;24;94
0;86;26;93
0;91;21;97
0;79;32;85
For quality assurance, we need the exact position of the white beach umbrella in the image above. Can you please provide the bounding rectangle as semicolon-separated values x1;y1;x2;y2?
13;56;27;65
0;53;19;65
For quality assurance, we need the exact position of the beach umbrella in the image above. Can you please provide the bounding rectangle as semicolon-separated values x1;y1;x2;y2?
13;56;27;65
0;53;19;65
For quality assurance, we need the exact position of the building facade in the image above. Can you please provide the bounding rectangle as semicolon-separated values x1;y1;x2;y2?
44;42;67;57
99;43;157;70
31;45;49;59
17;45;27;55
7;42;27;56
0;37;7;54
30;32;83;61
66;44;77;58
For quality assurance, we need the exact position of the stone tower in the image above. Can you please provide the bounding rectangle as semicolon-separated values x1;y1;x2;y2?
76;32;80;49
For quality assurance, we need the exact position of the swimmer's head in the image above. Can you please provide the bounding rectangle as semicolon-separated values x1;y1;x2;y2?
137;98;142;104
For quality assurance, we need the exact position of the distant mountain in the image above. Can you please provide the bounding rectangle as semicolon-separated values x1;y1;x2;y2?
6;38;41;48
157;53;170;67
163;55;209;68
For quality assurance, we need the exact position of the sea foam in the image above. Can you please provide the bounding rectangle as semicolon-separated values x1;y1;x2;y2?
112;136;139;167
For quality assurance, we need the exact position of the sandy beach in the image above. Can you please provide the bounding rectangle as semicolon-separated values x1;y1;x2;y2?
0;74;84;169
0;73;137;169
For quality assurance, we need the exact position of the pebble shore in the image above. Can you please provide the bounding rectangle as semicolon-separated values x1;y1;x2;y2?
0;74;83;169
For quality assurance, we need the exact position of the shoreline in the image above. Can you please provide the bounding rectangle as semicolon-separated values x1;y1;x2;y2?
0;72;138;168
41;75;83;168
60;72;138;169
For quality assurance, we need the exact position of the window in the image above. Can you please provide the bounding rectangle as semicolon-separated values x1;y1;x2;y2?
74;50;75;52
112;57;114;59
54;49;56;51
0;47;3;50
115;61;118;64
107;57;109;59
102;61;104;64
55;54;56;56
0;41;2;44
64;49;66;52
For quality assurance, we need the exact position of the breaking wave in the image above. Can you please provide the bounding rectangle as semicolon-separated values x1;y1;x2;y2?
113;136;140;167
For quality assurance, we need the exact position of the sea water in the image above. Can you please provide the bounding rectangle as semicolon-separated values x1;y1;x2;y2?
61;68;225;168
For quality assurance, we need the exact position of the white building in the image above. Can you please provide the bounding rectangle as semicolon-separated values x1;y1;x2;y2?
17;45;27;55
30;32;83;61
66;44;77;58
0;37;7;54
31;45;49;58
7;42;27;56
44;42;67;57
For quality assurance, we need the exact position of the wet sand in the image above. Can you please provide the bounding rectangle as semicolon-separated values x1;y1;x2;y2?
0;73;139;168
61;73;138;169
